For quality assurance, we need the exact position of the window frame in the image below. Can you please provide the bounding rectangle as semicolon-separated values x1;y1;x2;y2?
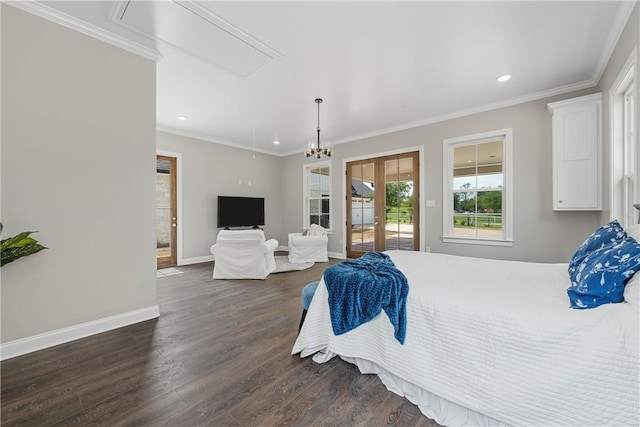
442;128;513;246
610;49;637;228
623;84;636;227
303;160;332;231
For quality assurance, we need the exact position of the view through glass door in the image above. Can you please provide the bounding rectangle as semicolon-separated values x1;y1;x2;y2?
347;151;420;258
157;155;177;268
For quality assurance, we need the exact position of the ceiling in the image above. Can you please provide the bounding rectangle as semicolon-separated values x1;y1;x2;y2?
24;1;634;156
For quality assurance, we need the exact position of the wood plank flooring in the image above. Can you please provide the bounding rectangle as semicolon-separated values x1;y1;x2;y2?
1;256;441;426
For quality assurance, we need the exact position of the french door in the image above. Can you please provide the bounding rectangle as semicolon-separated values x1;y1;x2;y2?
347;151;420;258
156;155;177;268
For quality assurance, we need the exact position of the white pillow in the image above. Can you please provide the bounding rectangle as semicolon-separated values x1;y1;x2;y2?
623;222;640;306
626;224;640;242
218;229;265;242
624;271;639;306
309;224;326;236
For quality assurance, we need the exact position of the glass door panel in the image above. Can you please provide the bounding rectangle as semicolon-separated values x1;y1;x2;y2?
157;155;177;268
348;162;376;257
384;157;416;251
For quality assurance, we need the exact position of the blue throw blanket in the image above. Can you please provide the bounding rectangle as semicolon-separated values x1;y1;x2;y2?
323;251;409;344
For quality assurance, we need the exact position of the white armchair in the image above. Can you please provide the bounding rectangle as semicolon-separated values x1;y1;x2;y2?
211;229;278;279
288;224;329;263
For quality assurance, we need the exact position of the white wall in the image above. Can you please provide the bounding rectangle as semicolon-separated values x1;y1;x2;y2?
156;131;283;262
1;5;157;344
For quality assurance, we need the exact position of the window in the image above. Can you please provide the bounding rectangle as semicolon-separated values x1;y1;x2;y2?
304;161;332;230
443;129;513;246
623;85;636;226
611;50;637;228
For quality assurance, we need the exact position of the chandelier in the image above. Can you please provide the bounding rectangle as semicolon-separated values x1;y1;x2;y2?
305;98;332;158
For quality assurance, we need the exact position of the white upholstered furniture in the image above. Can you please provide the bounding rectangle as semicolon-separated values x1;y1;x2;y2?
288;224;329;263
210;229;278;279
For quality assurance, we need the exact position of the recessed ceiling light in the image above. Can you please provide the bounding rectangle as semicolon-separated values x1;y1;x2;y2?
273;138;280;145
177;115;188;121
497;74;511;82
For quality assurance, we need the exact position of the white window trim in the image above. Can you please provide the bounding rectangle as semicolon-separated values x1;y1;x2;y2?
442;128;513;246
303;160;333;231
609;48;637;228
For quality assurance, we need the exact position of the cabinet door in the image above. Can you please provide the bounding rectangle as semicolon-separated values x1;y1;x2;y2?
549;94;601;211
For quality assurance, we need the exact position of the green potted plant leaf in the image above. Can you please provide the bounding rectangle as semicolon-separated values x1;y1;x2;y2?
1;226;47;267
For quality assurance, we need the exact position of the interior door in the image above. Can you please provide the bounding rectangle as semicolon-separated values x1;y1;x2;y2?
156;155;177;268
347;151;419;258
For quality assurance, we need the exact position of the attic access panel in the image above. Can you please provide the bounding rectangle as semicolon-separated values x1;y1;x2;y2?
111;0;281;77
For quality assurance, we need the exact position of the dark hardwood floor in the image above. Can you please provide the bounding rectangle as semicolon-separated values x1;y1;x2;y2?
1;256;440;426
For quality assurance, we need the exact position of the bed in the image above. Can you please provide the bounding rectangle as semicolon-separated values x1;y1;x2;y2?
292;249;639;426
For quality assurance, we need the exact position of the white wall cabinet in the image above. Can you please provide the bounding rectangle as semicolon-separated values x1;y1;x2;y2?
548;93;602;211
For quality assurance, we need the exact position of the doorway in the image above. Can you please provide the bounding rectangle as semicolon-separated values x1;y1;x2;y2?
156;155;177;268
347;151;420;258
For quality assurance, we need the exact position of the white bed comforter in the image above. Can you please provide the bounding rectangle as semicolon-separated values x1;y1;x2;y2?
292;250;640;426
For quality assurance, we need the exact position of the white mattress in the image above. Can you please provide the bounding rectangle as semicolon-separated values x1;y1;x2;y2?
292;250;640;426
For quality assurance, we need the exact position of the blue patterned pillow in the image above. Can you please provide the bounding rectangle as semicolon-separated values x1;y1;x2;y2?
568;220;626;281
567;237;640;309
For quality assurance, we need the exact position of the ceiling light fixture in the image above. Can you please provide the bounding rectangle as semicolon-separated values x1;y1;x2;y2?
497;74;511;82
304;98;332;158
273;138;280;145
177;115;188;121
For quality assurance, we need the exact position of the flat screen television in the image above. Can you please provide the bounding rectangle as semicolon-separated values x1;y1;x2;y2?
217;196;265;228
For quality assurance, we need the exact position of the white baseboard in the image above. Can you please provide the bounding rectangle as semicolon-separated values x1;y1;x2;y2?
179;255;214;265
0;305;160;361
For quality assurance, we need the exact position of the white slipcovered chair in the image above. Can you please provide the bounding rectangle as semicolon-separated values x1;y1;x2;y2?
210;229;278;279
288;224;329;263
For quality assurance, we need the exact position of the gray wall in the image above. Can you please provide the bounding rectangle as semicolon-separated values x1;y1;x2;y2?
598;2;639;224
276;6;640;264
156;132;283;261
1;5;157;342
279;89;604;264
160;6;639;266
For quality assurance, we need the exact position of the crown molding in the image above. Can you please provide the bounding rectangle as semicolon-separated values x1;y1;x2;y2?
5;0;161;62
249;78;599;158
163;77;597;159
156;126;281;157
591;0;637;85
327;78;597;148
